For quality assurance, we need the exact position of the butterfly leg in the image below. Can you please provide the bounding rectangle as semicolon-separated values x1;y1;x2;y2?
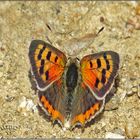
81;124;85;133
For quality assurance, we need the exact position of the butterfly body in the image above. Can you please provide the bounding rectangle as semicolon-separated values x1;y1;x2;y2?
29;39;120;129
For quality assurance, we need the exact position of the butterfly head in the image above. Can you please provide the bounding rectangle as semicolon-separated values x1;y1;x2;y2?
66;57;80;67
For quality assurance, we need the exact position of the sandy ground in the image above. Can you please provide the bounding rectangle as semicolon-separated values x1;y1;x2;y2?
0;1;140;138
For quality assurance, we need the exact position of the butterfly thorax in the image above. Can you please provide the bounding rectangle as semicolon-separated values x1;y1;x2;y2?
66;63;78;92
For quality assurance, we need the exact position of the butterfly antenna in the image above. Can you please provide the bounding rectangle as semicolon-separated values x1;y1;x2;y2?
69;126;73;131
45;23;53;44
76;57;80;61
52;119;56;128
91;27;104;53
46;23;52;32
81;125;85;133
97;27;104;36
46;35;53;45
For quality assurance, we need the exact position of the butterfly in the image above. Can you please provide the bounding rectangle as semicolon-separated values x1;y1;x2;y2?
29;39;120;129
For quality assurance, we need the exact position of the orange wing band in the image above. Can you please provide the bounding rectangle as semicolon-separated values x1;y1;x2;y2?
71;102;100;126
40;96;64;123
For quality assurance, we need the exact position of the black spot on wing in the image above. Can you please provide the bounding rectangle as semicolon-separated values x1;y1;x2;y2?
102;69;106;76
45;71;49;80
103;52;107;59
38;49;43;60
97;59;101;68
38;45;46;60
46;51;51;61
106;59;109;65
55;56;58;63
90;61;93;68
107;64;110;70
101;74;106;84
39;66;44;75
104;59;110;70
41;59;45;66
95;78;99;88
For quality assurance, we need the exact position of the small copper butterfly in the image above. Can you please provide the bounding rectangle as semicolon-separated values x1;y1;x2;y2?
29;37;120;129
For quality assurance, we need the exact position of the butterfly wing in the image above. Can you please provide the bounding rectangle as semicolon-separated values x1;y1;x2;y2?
38;78;67;126
80;51;120;100
70;82;105;127
29;40;67;91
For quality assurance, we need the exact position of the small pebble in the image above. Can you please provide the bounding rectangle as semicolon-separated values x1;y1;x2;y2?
132;87;137;93
105;132;125;139
75;136;80;139
26;99;35;111
121;78;126;83
113;128;125;136
18;96;26;110
32;104;38;113
133;80;138;87
5;95;14;102
105;94;120;111
18;96;37;113
7;80;11;85
0;60;3;67
117;88;123;94
0;72;3;78
126;83;134;96
62;127;67;131
127;90;134;96
120;90;127;102
100;16;104;22
136;4;140;15
125;122;140;138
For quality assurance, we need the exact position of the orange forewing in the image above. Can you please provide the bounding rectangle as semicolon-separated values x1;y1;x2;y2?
80;51;119;100
29;40;67;91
